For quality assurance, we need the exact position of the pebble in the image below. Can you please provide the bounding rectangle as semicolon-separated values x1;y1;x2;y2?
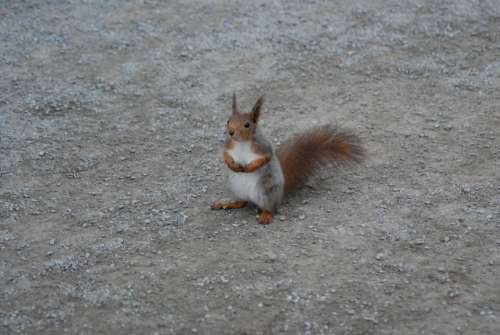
414;239;425;245
279;216;285;221
448;289;460;298
375;253;384;261
49;239;56;246
299;215;306;220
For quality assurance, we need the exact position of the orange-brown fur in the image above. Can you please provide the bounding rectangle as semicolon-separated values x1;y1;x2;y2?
242;155;270;173
226;114;254;142
277;125;364;193
211;200;247;210
258;210;273;225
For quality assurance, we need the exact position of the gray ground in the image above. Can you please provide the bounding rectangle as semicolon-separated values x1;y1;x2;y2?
1;0;499;334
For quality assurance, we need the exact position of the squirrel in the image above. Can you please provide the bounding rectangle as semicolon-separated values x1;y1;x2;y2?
211;94;364;224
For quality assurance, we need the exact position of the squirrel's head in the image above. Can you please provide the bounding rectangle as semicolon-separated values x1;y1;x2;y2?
226;94;264;142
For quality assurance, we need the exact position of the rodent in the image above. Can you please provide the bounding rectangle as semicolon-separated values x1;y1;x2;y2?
211;94;364;224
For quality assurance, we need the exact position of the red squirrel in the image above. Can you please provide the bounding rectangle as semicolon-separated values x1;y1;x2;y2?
211;94;364;224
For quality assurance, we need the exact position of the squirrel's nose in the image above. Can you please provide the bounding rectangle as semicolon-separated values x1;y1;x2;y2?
229;129;234;136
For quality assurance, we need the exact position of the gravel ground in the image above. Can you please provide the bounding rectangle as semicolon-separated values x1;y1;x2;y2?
1;0;499;334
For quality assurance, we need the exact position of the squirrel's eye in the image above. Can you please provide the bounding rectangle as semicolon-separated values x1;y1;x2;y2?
244;122;250;128
226;120;230;125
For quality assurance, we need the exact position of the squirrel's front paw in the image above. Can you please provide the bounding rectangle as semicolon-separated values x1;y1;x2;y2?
230;164;245;173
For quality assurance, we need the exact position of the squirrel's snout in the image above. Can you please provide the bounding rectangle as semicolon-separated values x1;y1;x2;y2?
229;129;234;136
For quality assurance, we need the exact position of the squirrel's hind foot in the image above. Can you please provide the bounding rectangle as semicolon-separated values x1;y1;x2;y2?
211;200;247;210
258;210;273;225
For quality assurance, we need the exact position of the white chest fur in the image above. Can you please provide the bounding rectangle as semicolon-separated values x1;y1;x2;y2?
227;141;260;165
227;141;262;204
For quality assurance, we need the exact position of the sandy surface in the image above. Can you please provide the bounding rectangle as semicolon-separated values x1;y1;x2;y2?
1;0;499;334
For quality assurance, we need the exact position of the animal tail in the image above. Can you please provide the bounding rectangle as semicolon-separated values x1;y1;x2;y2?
276;125;364;193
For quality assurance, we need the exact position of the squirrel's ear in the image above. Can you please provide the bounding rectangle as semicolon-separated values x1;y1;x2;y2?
250;95;264;123
232;93;240;115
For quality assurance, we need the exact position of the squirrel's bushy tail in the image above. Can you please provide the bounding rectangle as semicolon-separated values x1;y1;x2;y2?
277;125;364;193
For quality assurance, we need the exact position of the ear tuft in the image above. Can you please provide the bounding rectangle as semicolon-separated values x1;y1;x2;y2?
250;95;264;123
232;92;240;115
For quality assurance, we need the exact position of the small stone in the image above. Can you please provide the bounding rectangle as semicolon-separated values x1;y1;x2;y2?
375;253;384;261
448;289;460;298
279;216;286;221
438;267;446;273
414;238;425;245
258;302;263;308
299;215;306;220
39;151;46;157
49;239;56;246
